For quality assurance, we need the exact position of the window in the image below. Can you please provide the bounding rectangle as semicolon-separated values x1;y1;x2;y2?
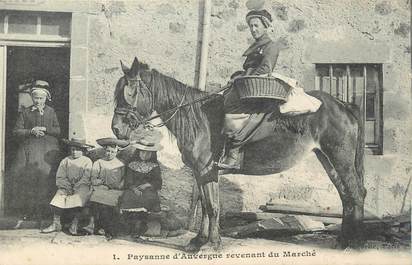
8;12;38;34
315;64;383;154
0;10;71;43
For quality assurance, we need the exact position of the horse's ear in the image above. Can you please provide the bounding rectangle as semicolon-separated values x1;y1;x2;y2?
120;60;130;75
129;57;140;76
133;57;139;66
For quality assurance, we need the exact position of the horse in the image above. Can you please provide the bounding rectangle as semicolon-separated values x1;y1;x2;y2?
111;57;366;251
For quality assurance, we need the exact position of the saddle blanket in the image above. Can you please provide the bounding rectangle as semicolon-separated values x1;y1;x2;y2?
270;72;322;115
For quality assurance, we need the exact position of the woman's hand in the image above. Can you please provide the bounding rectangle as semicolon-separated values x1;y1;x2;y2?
137;183;152;191
132;187;142;197
31;127;46;137
91;178;103;186
56;189;68;196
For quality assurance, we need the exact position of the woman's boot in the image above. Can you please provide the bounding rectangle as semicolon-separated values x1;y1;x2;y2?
69;216;79;235
82;216;95;235
41;214;62;233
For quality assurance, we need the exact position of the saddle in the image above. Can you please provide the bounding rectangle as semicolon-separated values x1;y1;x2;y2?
233;73;322;115
218;74;322;172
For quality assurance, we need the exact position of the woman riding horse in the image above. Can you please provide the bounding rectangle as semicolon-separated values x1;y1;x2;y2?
218;9;280;170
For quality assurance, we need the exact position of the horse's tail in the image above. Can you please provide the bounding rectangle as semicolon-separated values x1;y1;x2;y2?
346;101;365;189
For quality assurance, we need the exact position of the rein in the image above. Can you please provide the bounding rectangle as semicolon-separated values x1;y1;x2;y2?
116;71;231;128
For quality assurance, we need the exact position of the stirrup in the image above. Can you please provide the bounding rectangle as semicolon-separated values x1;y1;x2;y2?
215;162;240;170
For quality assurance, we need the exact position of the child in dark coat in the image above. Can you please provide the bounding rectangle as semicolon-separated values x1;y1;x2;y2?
118;140;162;239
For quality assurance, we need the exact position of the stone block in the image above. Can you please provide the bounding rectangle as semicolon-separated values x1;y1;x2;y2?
169;22;185;33
69;78;88;113
246;0;265;10
302;66;317;91
383;92;411;120
71;13;89;47
70;47;88;78
273;4;288;21
212;0;225;7
365;156;396;177
156;3;176;15
237;24;248;32
305;39;391;63
383;128;398;154
394;23;410;38
221;8;237;21
228;0;240;9
68;112;86;140
375;1;392;15
288;19;305;33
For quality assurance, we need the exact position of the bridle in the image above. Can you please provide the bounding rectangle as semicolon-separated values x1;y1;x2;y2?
114;73;154;130
113;106;143;130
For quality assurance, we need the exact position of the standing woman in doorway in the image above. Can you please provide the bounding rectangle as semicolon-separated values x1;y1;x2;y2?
10;80;61;224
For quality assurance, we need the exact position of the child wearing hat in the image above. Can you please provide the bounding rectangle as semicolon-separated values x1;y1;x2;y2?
118;139;163;239
41;138;93;234
82;138;128;240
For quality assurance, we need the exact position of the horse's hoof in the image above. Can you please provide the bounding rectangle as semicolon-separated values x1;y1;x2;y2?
184;242;201;253
185;236;208;253
347;239;365;250
337;236;364;250
189;236;208;246
199;241;223;252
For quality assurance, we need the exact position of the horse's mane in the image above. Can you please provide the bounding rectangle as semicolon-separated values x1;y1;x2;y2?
114;76;127;108
150;69;209;145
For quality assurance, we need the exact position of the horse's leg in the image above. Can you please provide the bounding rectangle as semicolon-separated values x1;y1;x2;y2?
314;148;366;249
333;161;366;249
185;183;209;252
201;179;221;251
187;184;200;231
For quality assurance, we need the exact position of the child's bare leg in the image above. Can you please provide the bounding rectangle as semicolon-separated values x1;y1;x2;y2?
82;203;97;234
68;207;81;235
41;206;62;233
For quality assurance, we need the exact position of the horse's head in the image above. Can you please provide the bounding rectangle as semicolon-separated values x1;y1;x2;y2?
112;57;153;140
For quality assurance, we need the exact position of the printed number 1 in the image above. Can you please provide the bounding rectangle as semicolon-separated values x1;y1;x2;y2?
113;254;119;260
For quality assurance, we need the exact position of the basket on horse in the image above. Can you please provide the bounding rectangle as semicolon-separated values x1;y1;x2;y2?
234;75;293;102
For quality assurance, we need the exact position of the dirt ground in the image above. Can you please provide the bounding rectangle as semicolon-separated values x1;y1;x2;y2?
0;229;410;265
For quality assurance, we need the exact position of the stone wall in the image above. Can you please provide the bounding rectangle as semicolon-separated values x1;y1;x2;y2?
83;0;411;220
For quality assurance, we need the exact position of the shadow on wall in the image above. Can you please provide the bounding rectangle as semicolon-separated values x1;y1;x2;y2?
158;165;194;231
189;176;245;232
220;177;245;214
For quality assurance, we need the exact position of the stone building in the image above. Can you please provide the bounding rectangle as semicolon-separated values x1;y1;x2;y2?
0;0;410;224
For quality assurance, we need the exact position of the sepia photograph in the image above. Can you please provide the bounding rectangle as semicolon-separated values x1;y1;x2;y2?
0;0;411;264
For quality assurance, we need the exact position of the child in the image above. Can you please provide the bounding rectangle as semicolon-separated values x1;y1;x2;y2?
83;137;128;240
41;138;93;235
118;139;163;239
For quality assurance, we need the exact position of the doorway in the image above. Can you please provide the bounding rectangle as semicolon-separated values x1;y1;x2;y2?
4;46;70;216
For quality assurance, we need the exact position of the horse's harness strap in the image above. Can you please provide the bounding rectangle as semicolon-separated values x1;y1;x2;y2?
148;83;191;128
143;78;233;126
